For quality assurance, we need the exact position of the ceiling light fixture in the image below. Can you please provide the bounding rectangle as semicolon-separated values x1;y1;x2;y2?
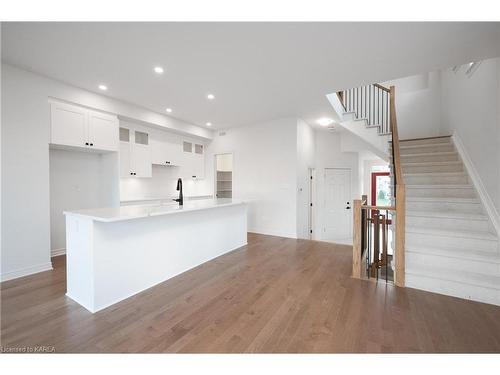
166;108;172;113
317;117;334;127
206;122;212;127
154;66;164;74
98;84;108;91
207;94;215;100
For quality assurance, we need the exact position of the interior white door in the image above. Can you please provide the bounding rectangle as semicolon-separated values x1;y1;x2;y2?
323;168;352;241
88;110;118;151
50;102;88;148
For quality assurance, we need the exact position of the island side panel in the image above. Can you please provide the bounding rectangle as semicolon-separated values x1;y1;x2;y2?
65;215;95;312
91;203;247;312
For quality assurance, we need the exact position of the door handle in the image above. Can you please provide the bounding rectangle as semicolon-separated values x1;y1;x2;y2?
346;206;351;209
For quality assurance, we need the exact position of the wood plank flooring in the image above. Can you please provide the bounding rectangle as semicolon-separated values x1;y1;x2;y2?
2;233;500;353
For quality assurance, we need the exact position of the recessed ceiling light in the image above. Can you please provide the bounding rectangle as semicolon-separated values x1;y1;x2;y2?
317;117;334;127
206;122;212;127
98;84;108;91
166;108;172;113
154;66;164;74
207;94;215;100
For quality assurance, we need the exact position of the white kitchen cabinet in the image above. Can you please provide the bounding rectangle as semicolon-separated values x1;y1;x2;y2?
119;141;132;177
131;143;152;178
181;141;205;179
119;128;152;178
88;110;119;151
50;101;118;152
151;134;182;167
50;101;88;148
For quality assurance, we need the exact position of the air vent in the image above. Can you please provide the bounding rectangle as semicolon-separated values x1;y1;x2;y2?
218;131;226;136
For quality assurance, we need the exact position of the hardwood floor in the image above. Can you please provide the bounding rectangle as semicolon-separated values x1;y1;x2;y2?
2;233;500;353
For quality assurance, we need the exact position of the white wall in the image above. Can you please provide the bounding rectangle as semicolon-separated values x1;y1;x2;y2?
440;57;500;213
49;149;119;254
203;118;298;238
296;119;315;239
314;130;359;240
383;72;443;140
1;64;209;281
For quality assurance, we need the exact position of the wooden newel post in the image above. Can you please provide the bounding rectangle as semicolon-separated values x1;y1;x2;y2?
394;184;406;287
352;199;362;278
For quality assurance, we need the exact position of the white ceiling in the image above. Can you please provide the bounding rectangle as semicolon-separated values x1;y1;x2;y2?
2;22;499;129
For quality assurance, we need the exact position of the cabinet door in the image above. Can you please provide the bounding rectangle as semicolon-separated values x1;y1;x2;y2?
131;143;152;178
193;154;205;179
88;110;118;151
193;143;205;179
151;138;168;166
151;137;182;166
119;142;132;177
50;102;88;148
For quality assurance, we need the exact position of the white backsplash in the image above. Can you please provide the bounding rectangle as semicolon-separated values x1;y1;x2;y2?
120;165;211;201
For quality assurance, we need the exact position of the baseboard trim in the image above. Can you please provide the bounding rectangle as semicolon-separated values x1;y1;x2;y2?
0;262;53;282
51;248;66;257
452;132;500;238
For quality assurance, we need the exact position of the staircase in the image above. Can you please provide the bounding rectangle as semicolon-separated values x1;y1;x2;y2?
327;84;392;159
400;136;500;305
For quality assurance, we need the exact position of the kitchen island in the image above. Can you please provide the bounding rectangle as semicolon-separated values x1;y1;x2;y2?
64;198;247;313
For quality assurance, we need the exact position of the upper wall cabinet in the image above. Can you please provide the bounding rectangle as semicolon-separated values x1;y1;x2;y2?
50;101;118;152
119;128;152;178
181;141;205;179
151;132;183;166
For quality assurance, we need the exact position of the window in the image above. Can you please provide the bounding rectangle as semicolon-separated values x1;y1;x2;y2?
183;141;192;153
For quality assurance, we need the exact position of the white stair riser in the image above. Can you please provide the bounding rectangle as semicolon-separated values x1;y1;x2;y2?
400;144;455;155
406;200;483;213
407;252;500;276
399;138;451;147
406;274;500;306
406;232;498;252
407;215;490;232
400;153;458;163
402;164;463;173
406;187;475;198
404;174;468;185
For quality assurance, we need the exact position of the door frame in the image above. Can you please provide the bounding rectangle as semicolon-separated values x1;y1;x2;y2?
214;152;233;198
323;167;352;241
371;171;392;223
371;172;390;206
308;168;316;240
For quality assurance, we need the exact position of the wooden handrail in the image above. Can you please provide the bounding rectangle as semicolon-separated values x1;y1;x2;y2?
373;83;391;92
389;85;406;288
361;205;395;211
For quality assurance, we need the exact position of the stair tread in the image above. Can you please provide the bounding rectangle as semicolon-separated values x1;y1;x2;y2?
406;226;497;241
399;151;457;157
406;245;500;263
406;197;480;203
406;184;473;189
406;265;500;289
398;142;452;149
402;160;462;167
407;210;488;220
403;172;466;177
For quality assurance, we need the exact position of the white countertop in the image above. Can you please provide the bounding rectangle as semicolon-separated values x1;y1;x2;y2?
64;198;245;223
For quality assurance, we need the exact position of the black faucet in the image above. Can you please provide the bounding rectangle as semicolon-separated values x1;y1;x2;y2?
173;178;183;206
